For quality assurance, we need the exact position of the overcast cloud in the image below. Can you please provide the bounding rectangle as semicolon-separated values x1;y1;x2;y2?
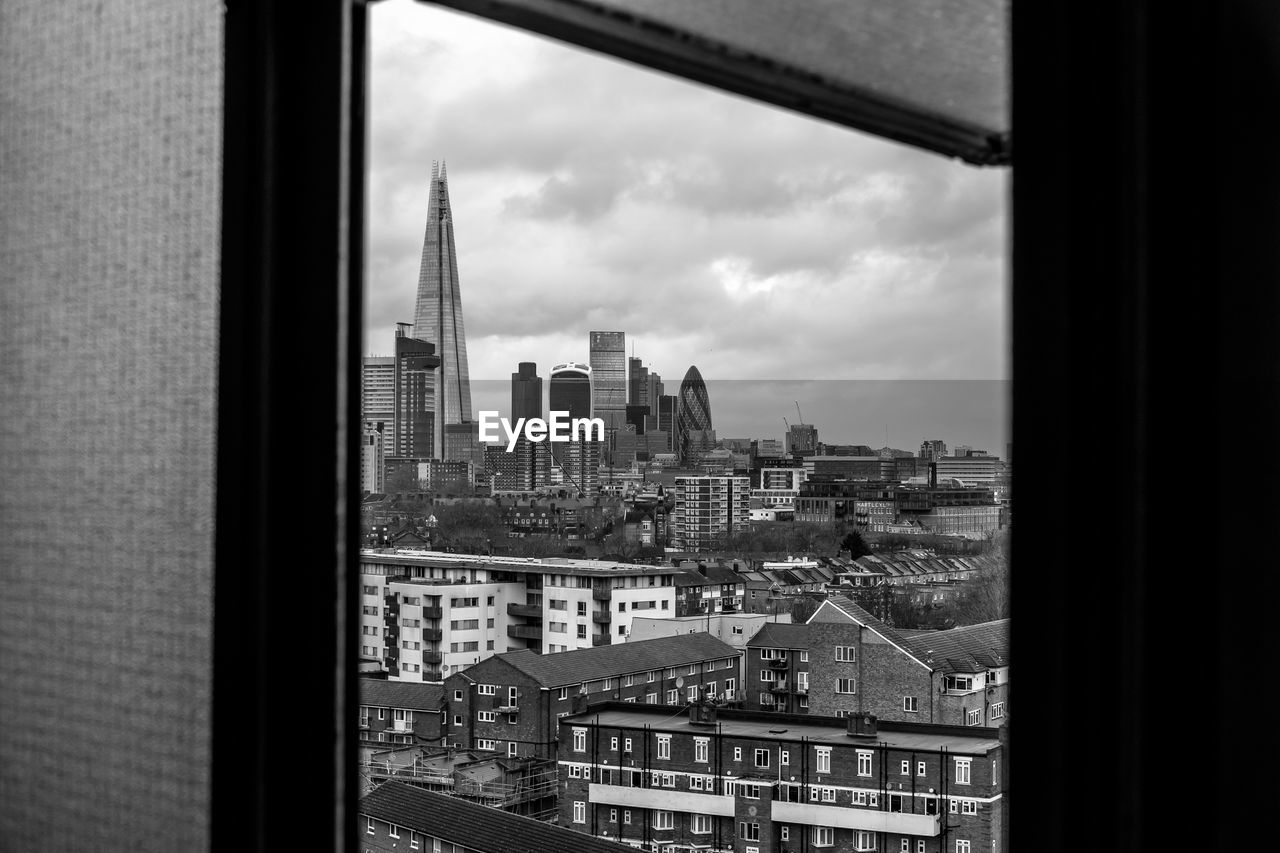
367;1;1010;453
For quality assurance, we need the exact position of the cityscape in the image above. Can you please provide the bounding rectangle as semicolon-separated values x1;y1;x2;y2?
356;157;1010;853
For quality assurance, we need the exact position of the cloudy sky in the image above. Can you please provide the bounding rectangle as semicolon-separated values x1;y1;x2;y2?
367;0;1010;454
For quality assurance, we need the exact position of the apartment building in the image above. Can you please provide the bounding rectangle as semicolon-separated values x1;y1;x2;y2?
440;633;740;759
558;703;1006;853
740;598;1009;728
360;781;633;853
358;679;445;749
359;550;680;681
670;476;751;552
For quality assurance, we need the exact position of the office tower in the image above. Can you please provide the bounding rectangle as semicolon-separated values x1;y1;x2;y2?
589;331;626;433
675;365;713;463
786;423;818;457
442;422;483;487
627;356;649;407
393;324;441;460
919;439;948;461
655;394;677;452
511;362;542;422
549;362;599;495
548;362;593;420
412;161;473;455
647;372;663;414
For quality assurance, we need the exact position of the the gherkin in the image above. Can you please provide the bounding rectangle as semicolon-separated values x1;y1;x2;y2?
676;365;714;463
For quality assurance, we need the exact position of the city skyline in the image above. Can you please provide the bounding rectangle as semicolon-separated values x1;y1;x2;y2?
367;0;1009;454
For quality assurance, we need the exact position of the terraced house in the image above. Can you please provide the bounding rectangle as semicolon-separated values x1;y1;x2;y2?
558;703;1006;853
440;633;741;759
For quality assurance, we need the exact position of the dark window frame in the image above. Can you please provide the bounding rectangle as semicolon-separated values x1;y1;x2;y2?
214;1;1280;850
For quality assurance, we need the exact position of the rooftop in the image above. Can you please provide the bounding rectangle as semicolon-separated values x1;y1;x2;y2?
746;622;811;649
361;548;674;577
490;633;739;688
359;678;445;712
360;781;633;853
561;703;1001;756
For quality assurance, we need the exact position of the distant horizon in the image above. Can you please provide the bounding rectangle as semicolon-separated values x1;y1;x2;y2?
365;0;1009;458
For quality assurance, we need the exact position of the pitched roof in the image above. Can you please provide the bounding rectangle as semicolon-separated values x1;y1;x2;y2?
903;619;1009;674
360;782;633;853
746;622;811;650
494;633;740;688
359;679;445;712
812;596;934;670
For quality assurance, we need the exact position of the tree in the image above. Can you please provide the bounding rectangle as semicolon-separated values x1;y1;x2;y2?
600;529;641;562
945;535;1009;625
840;529;873;559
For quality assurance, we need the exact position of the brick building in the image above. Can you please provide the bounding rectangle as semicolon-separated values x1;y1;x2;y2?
360;781;632;853
743;622;813;714
440;633;741;759
358;679;445;748
807;599;1009;728
557;703;1006;853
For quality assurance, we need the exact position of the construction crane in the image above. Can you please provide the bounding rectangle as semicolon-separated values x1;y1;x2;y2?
795;401;805;424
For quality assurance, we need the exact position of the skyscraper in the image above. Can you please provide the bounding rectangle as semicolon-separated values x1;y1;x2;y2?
676;365;714;464
548;362;593;420
549;362;599;495
511;362;542;422
589;331;626;429
412;161;473;456
393;324;440;460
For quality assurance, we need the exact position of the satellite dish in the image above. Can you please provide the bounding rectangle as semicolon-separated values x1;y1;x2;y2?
676;677;685;689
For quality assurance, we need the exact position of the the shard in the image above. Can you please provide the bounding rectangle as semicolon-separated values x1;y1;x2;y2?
412;161;473;457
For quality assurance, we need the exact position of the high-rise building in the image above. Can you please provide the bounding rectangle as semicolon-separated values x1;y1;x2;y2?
548;362;593;420
510;361;542;422
361;356;395;426
656;394;677;451
360;422;386;493
675;365;713;463
442;422;483;485
549;362;599;493
362;355;395;481
786;422;818;457
412;161;473;454
627;356;648;408
919;439;948;460
589;331;626;435
393;325;441;460
670;475;750;552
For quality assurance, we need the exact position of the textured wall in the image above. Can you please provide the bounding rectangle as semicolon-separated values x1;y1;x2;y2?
0;1;222;848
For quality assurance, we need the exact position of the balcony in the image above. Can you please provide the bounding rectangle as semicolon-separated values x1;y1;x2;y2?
592;611;612;624
590;783;735;816
769;683;791;694
421;607;443;620
592;587;613;601
497;704;518;714
507;602;542;618
421;651;442;664
421;628;442;642
771;802;942;836
507;624;542;640
592;635;610;646
767;658;789;669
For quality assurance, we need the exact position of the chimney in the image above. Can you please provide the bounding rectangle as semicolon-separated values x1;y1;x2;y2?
688;702;717;727
845;712;878;738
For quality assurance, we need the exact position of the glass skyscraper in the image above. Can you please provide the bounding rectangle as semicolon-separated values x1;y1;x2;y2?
412;161;473;458
676;365;714;463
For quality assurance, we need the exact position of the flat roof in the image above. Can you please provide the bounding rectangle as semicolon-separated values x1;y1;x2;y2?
561;705;1001;756
361;549;673;576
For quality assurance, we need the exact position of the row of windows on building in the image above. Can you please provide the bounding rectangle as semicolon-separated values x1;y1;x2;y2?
566;806;979;853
